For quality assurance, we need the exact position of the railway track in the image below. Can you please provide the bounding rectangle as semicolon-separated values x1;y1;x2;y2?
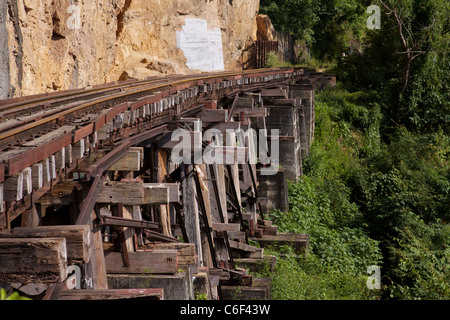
0;67;303;226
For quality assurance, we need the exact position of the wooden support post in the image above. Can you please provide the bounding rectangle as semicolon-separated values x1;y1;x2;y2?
49;155;57;179
215;165;228;222
207;164;232;269
117;203;131;267
197;164;214;268
20;204;40;228
181;164;202;265
131;205;144;246
122;205;136;254
81;210;108;290
243;163;257;236
0;183;3;214
156;149;171;236
226;131;242;208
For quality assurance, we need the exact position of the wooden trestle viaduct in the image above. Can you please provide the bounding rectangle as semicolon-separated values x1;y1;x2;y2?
0;68;336;300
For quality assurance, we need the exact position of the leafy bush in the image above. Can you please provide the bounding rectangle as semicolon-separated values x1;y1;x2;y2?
0;288;31;301
268;84;448;300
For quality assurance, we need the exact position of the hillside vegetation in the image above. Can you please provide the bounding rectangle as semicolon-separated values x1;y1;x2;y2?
260;0;449;300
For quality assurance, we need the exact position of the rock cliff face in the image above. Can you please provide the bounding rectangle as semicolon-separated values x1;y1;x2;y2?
1;0;260;98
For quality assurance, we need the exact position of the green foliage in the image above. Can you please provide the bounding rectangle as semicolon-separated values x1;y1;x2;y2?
364;128;450;299
337;0;450;133
265;52;295;68
260;0;449;301
259;0;318;44
260;0;367;61
267;84;448;300
265;246;379;300
0;288;31;301
195;292;208;300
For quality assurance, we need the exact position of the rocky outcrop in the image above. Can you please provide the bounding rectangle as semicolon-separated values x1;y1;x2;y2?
2;0;260;98
256;14;301;64
0;0;10;100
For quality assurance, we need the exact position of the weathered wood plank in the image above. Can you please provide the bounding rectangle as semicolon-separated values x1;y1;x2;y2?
104;250;178;274
212;223;241;232
31;163;43;190
144;185;169;205
65;145;73;166
0;225;91;263
99;215;159;230
107;148;142;172
0;183;3;213
84;210;108;290
181;164;202;264
228;240;257;253
144;229;179;243
143;243;196;266
235;108;268;118
197;163;214;268
73;139;85;159
122;205;136;253
58;288;164;300
36;180;81;205
97;181;170;205
3;172;23;201
0;238;67;284
22;167;32;195
55;148;66;170
41;158;51;183
49;155;57;179
217;231;246;240
97;181;144;205
144;183;180;203
198;109;228;123
20;204;40;228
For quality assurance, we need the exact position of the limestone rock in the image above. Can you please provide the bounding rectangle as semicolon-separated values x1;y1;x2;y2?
1;0;260;98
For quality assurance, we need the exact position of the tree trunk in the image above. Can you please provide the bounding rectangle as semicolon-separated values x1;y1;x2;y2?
401;57;412;96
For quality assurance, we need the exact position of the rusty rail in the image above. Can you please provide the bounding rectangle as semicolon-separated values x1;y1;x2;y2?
0;68;303;180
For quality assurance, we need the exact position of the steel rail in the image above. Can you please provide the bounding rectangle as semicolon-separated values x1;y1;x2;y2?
0;68;289;114
0;68;297;144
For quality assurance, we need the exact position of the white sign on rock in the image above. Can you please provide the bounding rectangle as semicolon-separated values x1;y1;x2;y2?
177;18;225;72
